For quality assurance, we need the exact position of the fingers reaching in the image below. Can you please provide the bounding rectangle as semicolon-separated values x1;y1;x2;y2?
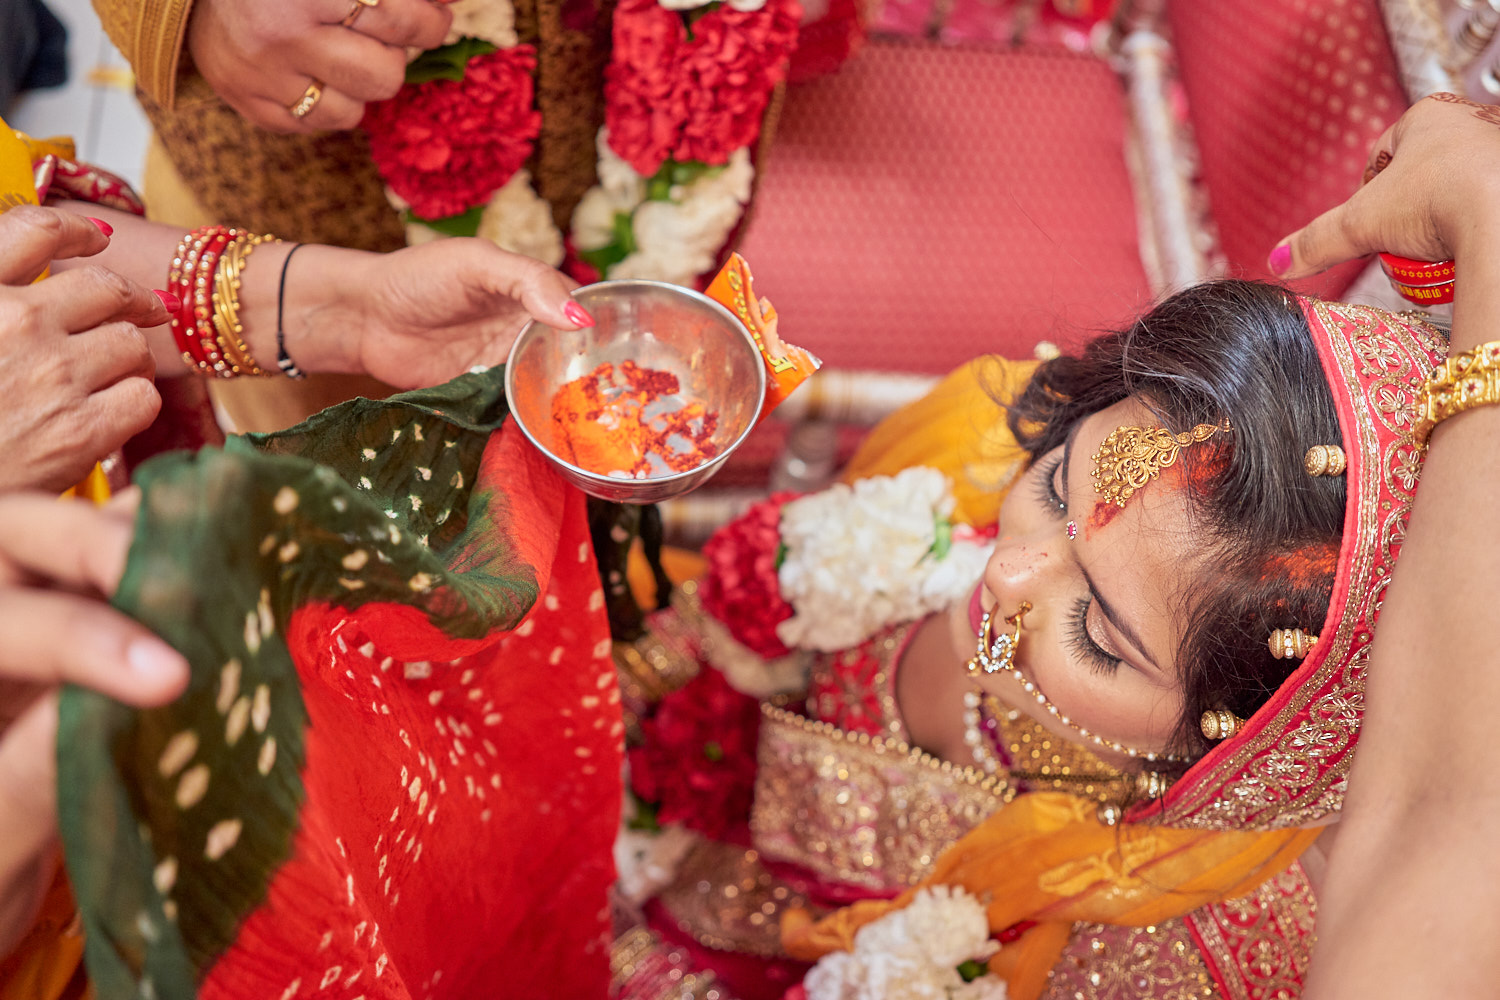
464;243;591;332
0;495;186;706
33;264;174;332
0;207;111;286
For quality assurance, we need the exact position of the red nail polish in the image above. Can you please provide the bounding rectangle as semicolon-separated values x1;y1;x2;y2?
154;289;183;313
86;217;113;237
563;301;595;328
1268;243;1292;276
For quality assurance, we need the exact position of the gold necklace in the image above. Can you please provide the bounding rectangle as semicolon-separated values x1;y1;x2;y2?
966;609;1188;764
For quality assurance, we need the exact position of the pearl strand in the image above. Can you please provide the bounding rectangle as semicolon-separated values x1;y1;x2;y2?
968;611;1188;764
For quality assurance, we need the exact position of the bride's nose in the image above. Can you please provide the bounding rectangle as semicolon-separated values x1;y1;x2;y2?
982;529;1064;611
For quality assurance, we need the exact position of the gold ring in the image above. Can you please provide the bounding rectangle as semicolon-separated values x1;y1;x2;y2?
289;81;324;119
341;0;380;26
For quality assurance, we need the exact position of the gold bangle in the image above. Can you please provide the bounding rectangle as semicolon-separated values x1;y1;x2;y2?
212;233;279;377
1413;340;1500;447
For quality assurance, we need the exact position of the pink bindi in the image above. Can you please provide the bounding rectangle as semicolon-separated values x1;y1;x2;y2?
1066;520;1078;540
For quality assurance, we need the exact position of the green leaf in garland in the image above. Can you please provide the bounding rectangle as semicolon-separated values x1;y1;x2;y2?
577;211;639;275
644;159;722;202
958;959;987;982
404;37;500;84
406;204;486;238
626;798;663;833
680;2;722;39
930;514;953;561
702;740;725;762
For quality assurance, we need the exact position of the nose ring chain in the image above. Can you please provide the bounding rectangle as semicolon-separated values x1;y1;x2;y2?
965;601;1188;764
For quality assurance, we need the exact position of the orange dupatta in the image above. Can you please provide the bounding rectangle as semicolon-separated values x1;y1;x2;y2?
782;792;1319;1000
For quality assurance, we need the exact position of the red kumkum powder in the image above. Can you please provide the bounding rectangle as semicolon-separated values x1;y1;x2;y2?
1259;542;1339;590
550;361;720;479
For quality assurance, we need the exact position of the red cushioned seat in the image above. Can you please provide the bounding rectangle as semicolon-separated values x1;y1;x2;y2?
740;37;1153;372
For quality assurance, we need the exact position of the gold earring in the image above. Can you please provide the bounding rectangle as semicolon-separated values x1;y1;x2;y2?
1092;419;1230;509
1268;628;1318;660
1303;444;1347;477
967;601;1031;675
1200;708;1246;741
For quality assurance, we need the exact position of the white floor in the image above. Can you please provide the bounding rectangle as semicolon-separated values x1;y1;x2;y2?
8;0;152;191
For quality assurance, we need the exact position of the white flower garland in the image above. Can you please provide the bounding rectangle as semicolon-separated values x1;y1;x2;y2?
776;467;992;653
572;128;754;287
614;819;698;904
441;0;519;50
693;605;813;698
477;170;565;266
804;887;1007;1000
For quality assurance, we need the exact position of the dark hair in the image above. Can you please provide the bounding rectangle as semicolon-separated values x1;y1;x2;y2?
1006;279;1345;762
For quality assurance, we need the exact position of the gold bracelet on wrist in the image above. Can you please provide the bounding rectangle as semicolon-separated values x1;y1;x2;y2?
211;233;279;378
1413;340;1500;447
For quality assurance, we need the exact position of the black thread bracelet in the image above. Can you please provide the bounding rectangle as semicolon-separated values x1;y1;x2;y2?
276;243;308;379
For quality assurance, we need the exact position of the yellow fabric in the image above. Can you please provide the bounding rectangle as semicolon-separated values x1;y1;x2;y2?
783;792;1320;1000
91;0;193;108
59;465;113;505
840;356;1037;527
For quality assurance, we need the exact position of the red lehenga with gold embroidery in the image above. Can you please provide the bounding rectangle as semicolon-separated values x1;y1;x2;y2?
613;297;1447;1000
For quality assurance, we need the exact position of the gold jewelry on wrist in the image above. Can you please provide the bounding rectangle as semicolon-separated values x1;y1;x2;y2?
212;233;279;378
1413;340;1500;447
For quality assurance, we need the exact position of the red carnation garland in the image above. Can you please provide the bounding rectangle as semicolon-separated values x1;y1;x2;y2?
698;491;799;659
363;47;543;221
629;666;762;839
605;0;802;177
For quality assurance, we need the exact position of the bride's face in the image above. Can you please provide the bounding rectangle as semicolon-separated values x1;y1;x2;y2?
976;397;1219;763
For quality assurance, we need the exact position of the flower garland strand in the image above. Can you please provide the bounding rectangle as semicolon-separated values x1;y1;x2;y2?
363;0;564;264
571;0;801;285
801;887;1008;1000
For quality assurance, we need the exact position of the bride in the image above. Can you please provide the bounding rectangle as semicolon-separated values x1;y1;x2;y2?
0;95;1495;1000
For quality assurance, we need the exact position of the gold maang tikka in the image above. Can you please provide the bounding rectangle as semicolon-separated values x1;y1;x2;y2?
1092;419;1231;508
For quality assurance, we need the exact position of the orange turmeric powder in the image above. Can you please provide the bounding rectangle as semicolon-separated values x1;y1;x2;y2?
550;361;719;478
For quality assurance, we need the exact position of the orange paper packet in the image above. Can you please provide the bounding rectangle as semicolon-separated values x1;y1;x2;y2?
704;253;820;422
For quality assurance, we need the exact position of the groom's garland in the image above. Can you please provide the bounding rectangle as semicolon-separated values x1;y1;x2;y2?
361;0;800;285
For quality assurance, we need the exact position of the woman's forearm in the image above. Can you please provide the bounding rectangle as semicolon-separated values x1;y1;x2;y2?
46;203;360;378
1306;219;1500;997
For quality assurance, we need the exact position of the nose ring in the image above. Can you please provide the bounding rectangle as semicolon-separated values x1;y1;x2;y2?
967;600;1032;675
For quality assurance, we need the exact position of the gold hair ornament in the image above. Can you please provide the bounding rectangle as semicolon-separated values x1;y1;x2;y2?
1303;444;1346;477
1412;340;1500;448
1092;419;1231;509
966;601;1187;764
1268;628;1318;660
1200;708;1246;741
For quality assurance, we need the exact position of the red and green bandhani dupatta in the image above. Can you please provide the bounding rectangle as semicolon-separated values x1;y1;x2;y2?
57;370;622;999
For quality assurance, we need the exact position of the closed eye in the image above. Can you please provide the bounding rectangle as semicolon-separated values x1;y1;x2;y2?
1032;454;1066;516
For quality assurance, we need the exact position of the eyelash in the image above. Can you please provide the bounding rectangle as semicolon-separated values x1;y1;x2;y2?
1033;455;1067;515
1066;598;1122;676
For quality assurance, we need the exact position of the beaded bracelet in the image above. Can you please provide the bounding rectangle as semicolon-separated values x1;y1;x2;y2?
1412;340;1500;447
167;225;281;378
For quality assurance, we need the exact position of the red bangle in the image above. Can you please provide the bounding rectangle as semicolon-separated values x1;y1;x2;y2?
169;225;235;374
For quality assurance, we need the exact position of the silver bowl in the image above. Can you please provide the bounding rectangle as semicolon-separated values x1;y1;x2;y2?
504;280;767;504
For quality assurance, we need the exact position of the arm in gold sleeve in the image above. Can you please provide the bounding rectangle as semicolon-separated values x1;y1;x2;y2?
92;0;195;109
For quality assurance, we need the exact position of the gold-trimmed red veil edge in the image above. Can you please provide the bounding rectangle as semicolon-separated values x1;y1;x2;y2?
1146;299;1447;832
